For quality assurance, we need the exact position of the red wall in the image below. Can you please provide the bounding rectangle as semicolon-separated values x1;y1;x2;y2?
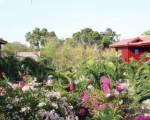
120;48;130;62
129;48;144;60
119;47;144;62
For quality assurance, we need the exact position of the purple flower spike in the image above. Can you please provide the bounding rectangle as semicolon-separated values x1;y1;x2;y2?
100;76;111;94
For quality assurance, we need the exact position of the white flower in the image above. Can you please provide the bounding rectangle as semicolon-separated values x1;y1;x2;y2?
142;99;150;111
47;91;61;99
79;75;86;81
74;80;79;84
22;85;34;92
6;104;13;109
21;106;30;112
32;82;41;87
68;105;73;110
7;82;12;86
38;102;46;107
119;100;123;105
46;80;53;86
12;97;20;103
87;85;93;89
51;102;58;109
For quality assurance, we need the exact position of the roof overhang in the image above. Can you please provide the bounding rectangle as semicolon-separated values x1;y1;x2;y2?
0;38;7;44
110;36;150;48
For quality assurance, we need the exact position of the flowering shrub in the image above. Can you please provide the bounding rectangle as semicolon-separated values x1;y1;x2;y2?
0;80;78;120
0;53;150;120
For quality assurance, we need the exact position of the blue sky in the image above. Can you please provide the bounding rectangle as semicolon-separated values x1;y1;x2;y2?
0;0;150;44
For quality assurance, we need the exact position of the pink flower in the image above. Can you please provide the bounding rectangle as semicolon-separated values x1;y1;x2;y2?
100;76;111;84
19;81;25;88
0;87;6;94
115;81;123;92
97;103;106;111
135;114;150;120
100;76;111;94
66;83;76;92
11;83;19;89
80;91;89;102
43;80;47;84
92;100;99;108
108;103;113;109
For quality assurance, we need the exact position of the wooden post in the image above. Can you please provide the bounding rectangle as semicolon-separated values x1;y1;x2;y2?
0;44;1;57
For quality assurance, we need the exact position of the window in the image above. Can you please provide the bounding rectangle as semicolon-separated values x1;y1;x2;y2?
134;49;139;54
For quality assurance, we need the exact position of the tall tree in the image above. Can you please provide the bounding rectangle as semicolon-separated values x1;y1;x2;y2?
25;28;57;49
72;28;118;48
72;28;102;45
100;28;119;48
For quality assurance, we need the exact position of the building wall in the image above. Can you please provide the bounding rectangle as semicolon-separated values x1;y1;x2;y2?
129;47;144;60
119;48;130;62
119;47;147;62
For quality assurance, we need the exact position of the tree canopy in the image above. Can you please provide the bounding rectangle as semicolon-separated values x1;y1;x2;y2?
71;28;118;48
25;27;119;49
25;28;57;49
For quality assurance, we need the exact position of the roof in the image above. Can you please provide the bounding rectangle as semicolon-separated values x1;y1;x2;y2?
16;51;40;60
0;38;7;44
110;36;150;48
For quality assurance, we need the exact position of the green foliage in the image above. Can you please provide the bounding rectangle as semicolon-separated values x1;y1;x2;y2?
25;27;57;49
21;57;54;82
0;56;53;82
93;108;122;120
143;30;150;35
101;28;119;48
2;42;32;56
123;59;150;110
72;28;102;45
72;28;118;48
0;56;21;82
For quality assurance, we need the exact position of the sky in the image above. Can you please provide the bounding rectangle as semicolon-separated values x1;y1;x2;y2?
0;0;150;44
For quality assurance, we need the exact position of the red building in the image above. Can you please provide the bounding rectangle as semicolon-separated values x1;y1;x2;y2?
110;36;150;62
0;38;7;56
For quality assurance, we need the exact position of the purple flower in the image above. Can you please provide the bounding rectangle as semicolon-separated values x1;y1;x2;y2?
77;107;89;117
100;76;111;94
115;81;123;92
135;115;150;120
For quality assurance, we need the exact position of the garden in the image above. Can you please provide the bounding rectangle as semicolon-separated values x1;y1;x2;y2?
0;28;150;120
